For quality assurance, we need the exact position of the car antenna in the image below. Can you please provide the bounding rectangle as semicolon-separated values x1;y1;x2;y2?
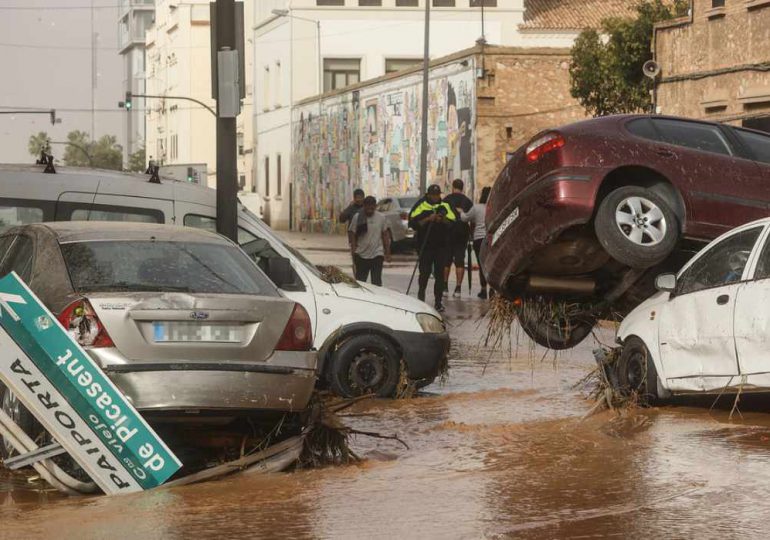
35;150;56;174
145;161;161;184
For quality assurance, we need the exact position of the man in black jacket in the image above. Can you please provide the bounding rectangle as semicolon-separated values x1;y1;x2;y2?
340;188;365;224
408;184;456;312
443;179;473;297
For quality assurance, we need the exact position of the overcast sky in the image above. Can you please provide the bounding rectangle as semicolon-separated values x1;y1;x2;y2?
0;0;124;163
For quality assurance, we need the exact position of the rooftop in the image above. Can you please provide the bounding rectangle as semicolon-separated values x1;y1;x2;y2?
520;0;637;31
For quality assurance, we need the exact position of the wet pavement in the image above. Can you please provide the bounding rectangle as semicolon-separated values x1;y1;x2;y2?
4;245;770;538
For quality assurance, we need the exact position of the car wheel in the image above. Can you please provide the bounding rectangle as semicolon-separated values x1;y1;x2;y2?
616;337;660;405
516;302;596;350
595;186;679;269
328;334;401;398
0;383;41;459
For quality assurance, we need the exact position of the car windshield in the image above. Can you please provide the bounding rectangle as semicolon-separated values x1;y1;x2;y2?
398;197;419;210
61;240;278;296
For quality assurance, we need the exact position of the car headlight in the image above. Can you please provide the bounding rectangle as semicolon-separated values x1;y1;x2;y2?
416;313;445;333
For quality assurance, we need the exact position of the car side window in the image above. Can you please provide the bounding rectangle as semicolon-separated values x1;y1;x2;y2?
377;199;392;212
625;118;661;141
0;203;45;234
677;227;762;296
733;128;770;165
652;119;733;156
182;214;258;245
752;234;770;281
65;205;163;224
0;235;34;283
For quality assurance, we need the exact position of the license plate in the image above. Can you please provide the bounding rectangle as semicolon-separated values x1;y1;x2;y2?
152;322;245;343
491;207;519;246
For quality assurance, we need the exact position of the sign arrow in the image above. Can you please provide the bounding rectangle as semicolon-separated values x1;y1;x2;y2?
0;292;26;322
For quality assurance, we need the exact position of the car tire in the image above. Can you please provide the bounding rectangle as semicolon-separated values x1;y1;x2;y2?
595;186;679;269
0;383;41;460
516;303;596;350
328;334;401;398
616;336;660;405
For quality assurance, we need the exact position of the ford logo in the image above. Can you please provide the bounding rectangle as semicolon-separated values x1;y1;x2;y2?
190;311;209;320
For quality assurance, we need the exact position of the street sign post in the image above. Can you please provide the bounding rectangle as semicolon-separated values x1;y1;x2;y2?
0;272;181;494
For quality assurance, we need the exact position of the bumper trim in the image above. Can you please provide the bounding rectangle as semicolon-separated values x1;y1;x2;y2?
394;330;450;380
104;362;295;375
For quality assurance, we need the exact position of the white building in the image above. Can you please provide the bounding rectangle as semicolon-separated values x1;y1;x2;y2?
253;0;530;229
118;0;156;164
145;0;260;215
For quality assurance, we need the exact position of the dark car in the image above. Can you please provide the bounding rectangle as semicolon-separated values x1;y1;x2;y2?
482;114;770;349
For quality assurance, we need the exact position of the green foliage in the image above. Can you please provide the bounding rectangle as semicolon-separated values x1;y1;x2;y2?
569;0;689;117
62;130;123;170
27;131;50;157
126;144;147;172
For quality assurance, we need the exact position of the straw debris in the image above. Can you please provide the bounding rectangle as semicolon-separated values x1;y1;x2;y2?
317;265;360;287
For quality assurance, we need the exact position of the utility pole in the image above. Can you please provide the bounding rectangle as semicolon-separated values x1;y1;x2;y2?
214;0;239;241
418;0;431;195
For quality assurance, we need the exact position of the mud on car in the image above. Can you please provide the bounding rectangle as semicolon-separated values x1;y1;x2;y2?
482;114;770;349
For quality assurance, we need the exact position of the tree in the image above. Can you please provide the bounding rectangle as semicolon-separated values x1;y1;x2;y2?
28;131;50;157
62;130;123;170
569;0;689;117
126;144;146;172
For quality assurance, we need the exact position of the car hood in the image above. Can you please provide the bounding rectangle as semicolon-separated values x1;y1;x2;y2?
331;281;441;317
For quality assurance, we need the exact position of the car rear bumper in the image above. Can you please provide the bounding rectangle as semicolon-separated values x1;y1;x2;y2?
394;330;450;381
482;172;599;293
90;349;318;413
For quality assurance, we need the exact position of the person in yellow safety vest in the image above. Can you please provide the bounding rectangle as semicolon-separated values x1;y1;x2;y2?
408;184;456;312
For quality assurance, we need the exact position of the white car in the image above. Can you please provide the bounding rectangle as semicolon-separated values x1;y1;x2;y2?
617;217;770;400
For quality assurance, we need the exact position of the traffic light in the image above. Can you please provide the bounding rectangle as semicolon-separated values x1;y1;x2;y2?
125;91;133;111
187;167;194;183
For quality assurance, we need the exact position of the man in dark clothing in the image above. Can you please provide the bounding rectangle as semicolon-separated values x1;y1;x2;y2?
409;184;456;312
340;188;365;224
443;179;473;297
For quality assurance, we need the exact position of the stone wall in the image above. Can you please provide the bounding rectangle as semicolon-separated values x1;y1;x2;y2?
655;0;770;127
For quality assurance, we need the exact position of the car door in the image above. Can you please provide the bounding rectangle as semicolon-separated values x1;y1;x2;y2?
657;225;764;391
734;225;770;383
650;118;767;239
732;126;770;183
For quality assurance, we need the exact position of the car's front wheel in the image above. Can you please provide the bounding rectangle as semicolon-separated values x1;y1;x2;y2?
616;336;661;405
328;334;401;398
595;186;679;269
516;301;597;350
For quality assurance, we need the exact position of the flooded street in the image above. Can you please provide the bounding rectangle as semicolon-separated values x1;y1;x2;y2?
4;254;770;539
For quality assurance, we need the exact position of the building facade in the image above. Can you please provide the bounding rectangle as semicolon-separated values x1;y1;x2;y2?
654;0;770;132
145;0;260;214
118;0;155;164
291;45;586;232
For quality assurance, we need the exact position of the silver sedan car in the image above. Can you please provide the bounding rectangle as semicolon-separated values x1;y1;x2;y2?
0;222;317;418
377;196;419;247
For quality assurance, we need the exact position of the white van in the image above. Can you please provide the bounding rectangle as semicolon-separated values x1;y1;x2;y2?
0;164;449;397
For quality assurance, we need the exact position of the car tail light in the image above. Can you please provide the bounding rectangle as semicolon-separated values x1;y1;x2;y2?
525;132;565;163
275;304;313;351
400;212;409;221
58;299;114;348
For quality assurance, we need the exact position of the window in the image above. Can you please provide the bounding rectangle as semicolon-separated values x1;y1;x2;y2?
170;133;178;160
263;66;270;111
712;0;725;7
743;117;770;133
0;235;34;282
277;155;282;197
264;156;270;198
470;0;497;5
0;204;44;233
385;58;421;74
238;132;244;155
317;0;344;5
396;0;418;5
625;118;661;141
652;119;733;156
433;0;456;6
61;240;276;296
324;59;360;92
677;227;762;295
239;175;246;190
274;60;282;108
69;207;162;224
359;0;382;5
734;128;770;165
183;215;258;245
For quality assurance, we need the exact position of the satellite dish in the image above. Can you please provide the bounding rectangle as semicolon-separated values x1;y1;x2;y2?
643;60;661;80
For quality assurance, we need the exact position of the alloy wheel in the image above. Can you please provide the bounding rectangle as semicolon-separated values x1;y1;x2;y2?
615;196;667;247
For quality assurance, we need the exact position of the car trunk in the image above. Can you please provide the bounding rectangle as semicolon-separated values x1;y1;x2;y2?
88;293;294;364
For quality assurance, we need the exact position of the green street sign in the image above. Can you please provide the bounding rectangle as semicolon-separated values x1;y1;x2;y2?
0;272;181;493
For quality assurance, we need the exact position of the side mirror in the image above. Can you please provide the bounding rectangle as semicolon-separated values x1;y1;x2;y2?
265;256;294;288
655;273;677;293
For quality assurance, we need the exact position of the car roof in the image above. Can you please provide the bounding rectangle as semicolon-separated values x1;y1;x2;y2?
20;222;230;245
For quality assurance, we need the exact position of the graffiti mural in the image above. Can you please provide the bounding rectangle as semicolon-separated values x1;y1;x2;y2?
292;62;476;233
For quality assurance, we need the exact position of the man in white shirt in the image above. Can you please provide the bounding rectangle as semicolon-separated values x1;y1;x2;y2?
349;196;392;286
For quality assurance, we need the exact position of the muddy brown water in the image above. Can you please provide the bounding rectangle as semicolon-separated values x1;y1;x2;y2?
4;274;770;538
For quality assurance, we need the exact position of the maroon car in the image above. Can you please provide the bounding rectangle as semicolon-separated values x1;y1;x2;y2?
482;114;770;349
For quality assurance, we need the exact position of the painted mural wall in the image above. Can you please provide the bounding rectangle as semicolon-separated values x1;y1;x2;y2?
292;61;476;233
